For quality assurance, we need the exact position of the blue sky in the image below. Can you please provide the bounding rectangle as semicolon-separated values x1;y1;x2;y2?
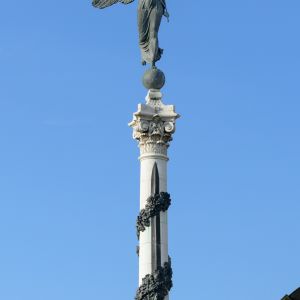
0;1;300;299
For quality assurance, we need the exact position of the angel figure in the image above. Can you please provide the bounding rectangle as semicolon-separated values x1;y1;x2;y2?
92;0;169;68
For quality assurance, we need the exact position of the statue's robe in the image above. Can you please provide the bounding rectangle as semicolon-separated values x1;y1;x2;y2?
138;0;166;65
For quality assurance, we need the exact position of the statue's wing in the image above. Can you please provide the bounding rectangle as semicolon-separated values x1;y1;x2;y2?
120;0;135;4
92;0;134;9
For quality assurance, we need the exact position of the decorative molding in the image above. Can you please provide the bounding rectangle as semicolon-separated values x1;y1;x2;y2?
136;192;171;239
132;115;175;156
129;97;179;156
146;90;163;106
140;141;168;156
135;258;173;300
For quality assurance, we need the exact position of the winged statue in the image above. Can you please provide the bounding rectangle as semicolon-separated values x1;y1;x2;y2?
92;0;169;68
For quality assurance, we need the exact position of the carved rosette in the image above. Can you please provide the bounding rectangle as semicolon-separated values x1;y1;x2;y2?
129;93;179;158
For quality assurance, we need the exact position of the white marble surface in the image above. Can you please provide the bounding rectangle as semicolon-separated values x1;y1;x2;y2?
130;91;179;296
139;157;168;283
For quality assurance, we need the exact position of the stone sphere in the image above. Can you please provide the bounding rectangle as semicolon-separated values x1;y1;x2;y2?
142;68;165;90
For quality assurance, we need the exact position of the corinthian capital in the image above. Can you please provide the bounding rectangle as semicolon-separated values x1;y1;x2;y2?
129;91;180;158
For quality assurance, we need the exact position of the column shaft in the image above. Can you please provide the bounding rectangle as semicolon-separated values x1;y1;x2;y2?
130;91;179;300
139;157;169;283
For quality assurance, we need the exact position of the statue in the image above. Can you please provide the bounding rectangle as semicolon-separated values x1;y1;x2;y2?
92;0;169;69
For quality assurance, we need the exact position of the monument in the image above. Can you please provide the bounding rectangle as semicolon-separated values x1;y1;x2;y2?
92;1;179;299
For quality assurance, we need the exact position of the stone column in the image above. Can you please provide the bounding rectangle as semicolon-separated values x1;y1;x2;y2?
130;89;179;300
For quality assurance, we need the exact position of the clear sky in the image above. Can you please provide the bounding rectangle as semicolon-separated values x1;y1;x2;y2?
0;1;299;300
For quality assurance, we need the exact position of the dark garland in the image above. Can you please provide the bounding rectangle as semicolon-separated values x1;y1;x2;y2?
135;258;173;300
136;192;171;238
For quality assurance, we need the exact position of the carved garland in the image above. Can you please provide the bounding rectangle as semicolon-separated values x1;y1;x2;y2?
135;258;173;300
136;192;171;239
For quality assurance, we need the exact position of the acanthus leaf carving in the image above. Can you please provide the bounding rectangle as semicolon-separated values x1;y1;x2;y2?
131;115;176;156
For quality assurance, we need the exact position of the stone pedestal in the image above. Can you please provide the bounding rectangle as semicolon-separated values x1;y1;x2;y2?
129;90;179;300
